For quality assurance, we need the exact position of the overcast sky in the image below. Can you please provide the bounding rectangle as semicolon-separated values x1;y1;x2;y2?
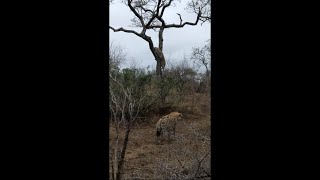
109;1;211;70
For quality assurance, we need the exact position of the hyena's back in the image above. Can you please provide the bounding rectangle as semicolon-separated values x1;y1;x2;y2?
156;112;182;144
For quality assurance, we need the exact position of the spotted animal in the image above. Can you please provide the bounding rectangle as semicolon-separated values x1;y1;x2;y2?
154;47;166;70
156;112;182;144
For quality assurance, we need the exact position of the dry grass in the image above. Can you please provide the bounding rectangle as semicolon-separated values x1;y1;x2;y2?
109;93;211;179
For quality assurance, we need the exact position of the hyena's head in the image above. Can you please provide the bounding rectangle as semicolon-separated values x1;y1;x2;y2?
169;112;182;120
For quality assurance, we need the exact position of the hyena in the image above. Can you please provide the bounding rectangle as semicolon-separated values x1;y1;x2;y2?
156;112;182;144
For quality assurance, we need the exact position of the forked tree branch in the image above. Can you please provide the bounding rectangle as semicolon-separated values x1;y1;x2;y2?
109;26;157;57
149;7;202;29
145;0;162;28
127;0;145;26
160;0;173;18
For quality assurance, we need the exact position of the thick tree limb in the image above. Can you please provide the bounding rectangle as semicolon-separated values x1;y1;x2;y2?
109;26;156;55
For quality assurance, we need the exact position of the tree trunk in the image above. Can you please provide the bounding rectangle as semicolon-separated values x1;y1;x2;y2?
206;68;210;96
115;121;131;180
158;27;166;104
156;59;163;77
156;27;165;77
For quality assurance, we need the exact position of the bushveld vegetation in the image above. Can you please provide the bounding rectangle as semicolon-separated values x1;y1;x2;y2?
109;1;211;179
109;40;211;179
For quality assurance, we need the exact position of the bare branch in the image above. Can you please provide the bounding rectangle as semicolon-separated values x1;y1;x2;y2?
145;0;162;28
109;25;157;58
127;0;145;26
195;174;211;178
177;13;182;25
147;7;202;29
200;165;211;177
155;0;162;16
193;149;211;178
109;26;143;38
110;66;149;179
136;4;154;14
174;153;184;169
160;0;173;18
187;0;211;24
110;74;129;99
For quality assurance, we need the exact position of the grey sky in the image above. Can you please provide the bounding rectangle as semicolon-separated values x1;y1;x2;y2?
109;1;211;70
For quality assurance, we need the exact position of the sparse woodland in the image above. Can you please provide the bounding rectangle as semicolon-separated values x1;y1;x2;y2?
109;0;211;179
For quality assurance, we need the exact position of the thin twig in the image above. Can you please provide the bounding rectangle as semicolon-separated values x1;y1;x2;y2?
177;13;182;25
174;153;184;169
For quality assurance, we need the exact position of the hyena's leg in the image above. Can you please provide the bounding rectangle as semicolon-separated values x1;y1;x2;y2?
156;127;162;144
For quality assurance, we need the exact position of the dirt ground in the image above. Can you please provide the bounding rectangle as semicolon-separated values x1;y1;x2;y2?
109;95;211;179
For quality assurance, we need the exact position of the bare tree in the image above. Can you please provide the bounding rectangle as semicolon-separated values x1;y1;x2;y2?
191;39;211;94
191;40;210;75
109;42;126;73
109;0;211;77
109;70;146;180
